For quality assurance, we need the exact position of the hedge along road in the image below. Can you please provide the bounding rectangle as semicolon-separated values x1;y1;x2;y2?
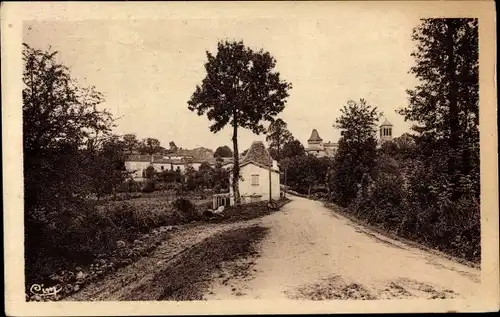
205;195;481;300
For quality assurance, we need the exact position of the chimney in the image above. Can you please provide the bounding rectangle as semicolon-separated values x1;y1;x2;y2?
272;160;278;170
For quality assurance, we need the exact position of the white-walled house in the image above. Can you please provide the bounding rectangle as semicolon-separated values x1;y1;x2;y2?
223;141;280;206
124;154;204;181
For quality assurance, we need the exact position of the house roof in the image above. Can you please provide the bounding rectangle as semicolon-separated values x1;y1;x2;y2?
323;142;339;147
162;147;214;161
126;154;208;164
381;118;393;127
308;129;323;142
241;141;272;167
127;154;157;162
240;160;280;173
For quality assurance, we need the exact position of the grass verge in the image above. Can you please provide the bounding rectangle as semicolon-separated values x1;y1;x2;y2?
206;198;291;225
153;225;269;301
323;201;480;269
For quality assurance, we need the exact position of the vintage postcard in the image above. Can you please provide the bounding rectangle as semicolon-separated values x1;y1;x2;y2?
2;1;498;315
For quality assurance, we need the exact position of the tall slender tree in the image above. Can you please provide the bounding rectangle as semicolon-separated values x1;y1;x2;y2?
331;99;381;206
397;18;479;199
187;40;292;204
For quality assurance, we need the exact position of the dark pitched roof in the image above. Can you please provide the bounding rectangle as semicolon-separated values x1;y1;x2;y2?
241;141;272;167
308;129;323;142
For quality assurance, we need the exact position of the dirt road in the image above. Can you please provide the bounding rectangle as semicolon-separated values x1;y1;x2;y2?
206;195;481;300
66;219;262;301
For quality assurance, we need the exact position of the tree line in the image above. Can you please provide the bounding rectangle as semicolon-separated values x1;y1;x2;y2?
187;18;480;262
325;19;478;262
23;17;479;285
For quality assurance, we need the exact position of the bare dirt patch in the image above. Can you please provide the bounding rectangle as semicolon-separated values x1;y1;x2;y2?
384;277;460;299
286;275;460;300
285;276;376;300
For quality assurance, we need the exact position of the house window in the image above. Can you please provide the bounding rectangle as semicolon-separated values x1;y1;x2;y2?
251;174;259;186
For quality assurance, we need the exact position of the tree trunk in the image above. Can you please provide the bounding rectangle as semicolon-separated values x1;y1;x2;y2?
269;164;272;202
232;122;241;205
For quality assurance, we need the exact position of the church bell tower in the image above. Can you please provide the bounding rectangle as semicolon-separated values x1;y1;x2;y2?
379;118;393;143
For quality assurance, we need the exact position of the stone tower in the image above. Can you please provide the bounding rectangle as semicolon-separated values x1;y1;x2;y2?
379;118;393;143
307;129;324;157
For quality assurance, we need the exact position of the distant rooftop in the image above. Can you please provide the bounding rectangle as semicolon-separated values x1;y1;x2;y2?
126;153;214;164
381;118;393;127
308;129;323;142
323;142;338;147
241;141;272;167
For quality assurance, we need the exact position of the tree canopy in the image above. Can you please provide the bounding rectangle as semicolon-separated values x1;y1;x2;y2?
266;118;293;161
397;18;479;199
281;138;306;160
138;138;163;155
23;43;118;216
187;40;292;204
214;145;233;158
331;99;381;206
122;134;140;153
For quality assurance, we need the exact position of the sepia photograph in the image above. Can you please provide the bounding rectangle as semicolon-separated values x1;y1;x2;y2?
2;1;498;315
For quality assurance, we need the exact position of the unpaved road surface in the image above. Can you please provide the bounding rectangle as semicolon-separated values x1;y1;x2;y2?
206;195;481;300
66;219;261;301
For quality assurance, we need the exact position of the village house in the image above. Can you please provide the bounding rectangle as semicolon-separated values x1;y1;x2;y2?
216;141;280;207
124;147;217;181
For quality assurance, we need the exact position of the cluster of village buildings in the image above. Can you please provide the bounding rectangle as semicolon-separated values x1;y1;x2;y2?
124;119;394;207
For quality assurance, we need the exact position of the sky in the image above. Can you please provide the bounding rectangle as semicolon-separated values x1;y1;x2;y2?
23;12;421;152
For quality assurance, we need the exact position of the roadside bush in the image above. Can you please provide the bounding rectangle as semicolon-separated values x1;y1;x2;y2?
116;179;141;193
142;180;157;193
346;155;480;263
172;198;202;222
25;200;141;285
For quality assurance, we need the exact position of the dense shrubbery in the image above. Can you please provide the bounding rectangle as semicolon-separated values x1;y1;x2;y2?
349;151;480;261
21;43;214;286
172;198;202;222
281;155;331;196
323;19;480;263
142;180;157;193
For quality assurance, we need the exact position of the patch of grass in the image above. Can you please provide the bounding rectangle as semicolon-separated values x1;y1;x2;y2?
206;198;292;224
153;225;269;301
25;195;208;290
